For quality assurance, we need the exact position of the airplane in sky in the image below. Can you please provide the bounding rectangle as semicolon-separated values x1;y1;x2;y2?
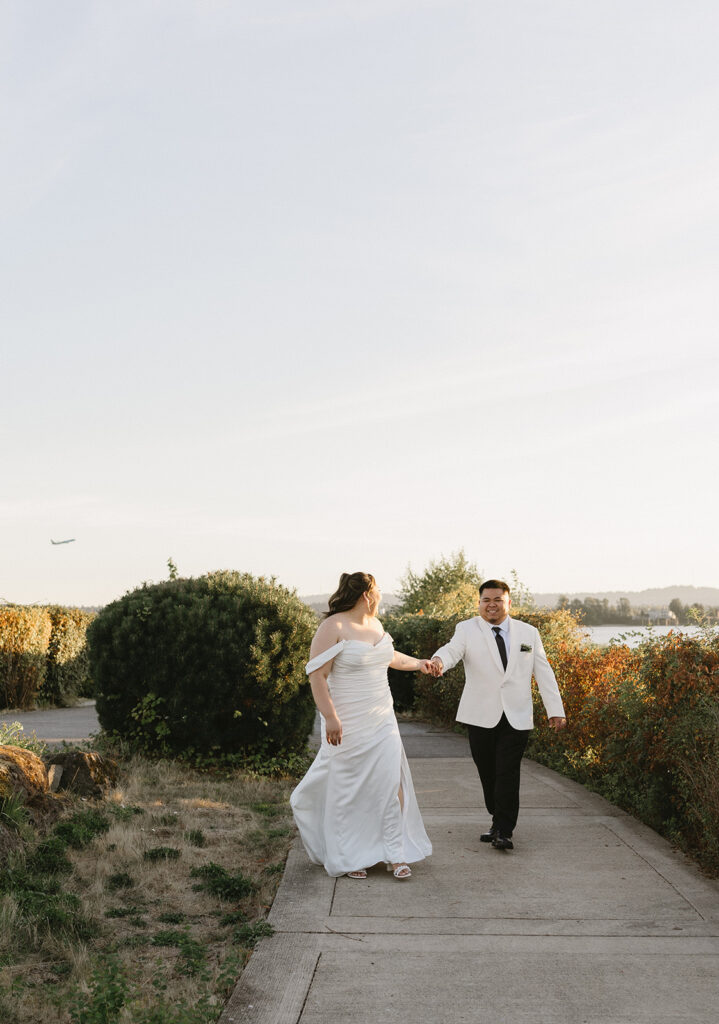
50;538;76;545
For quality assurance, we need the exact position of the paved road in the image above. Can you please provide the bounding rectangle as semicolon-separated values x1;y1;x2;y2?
221;720;719;1024
0;701;100;746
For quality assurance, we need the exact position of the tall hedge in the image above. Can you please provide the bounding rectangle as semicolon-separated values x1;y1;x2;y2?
39;606;95;705
0;607;52;710
384;611;464;714
87;571;318;759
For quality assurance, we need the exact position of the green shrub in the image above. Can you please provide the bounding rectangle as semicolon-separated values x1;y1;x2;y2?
106;871;134;891
184;829;205;847
40;606;95;704
189;862;255;901
144;846;181;862
88;571;317;760
384;611;471;717
231;919;273;948
0;793;30;832
26;836;73;875
69;954;128;1024
0;606;52;709
396;550;483;616
6;870;94;940
54;809;110;849
0;720;47;756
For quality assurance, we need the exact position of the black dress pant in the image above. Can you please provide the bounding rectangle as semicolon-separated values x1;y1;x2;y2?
467;713;530;837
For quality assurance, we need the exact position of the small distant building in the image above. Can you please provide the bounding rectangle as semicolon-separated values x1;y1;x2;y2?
645;607;679;626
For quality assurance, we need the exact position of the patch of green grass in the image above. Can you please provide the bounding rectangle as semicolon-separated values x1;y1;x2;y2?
2;869;95;940
106;871;134;891
54;809;110;849
26;836;72;876
263;861;285;876
184;828;206;847
189;862;256;902
105;906;143;919
69;954;128;1024
157;911;186;924
144;846;181;862
0;987;21;1024
218;909;247;927
232;920;274;948
249;801;286;817
107;803;145;822
155;812;180;827
265;826;292;839
0;793;30;832
119;934;150;949
151;929;206;976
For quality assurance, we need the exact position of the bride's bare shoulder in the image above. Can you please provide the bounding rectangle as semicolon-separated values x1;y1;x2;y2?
312;613;345;647
309;610;344;659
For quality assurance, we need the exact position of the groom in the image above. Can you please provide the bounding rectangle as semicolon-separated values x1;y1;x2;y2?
430;579;566;851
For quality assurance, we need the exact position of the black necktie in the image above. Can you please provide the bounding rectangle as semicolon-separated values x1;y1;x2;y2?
492;626;508;670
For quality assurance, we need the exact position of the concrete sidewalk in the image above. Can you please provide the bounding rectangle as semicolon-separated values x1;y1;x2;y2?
221;720;719;1024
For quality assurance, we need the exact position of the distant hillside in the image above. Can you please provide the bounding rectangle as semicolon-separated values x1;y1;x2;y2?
532;586;719;609
301;593;401;614
302;586;719;615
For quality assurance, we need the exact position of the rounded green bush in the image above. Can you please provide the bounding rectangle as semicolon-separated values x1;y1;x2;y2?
88;571;318;759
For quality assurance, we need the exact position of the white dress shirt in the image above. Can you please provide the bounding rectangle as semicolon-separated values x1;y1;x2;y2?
491;616;510;659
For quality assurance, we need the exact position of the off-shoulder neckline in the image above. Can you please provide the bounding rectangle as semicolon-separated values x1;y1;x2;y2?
342;631;387;648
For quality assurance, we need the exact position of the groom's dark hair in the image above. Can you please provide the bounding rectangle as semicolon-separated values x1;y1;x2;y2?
479;579;510;595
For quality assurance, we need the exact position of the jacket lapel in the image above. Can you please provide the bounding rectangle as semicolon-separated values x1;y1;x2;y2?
477;618;504;673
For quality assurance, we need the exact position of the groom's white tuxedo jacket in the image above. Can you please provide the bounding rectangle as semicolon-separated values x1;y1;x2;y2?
432;616;565;730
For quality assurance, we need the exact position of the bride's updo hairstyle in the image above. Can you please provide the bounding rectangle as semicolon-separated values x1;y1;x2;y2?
325;572;376;618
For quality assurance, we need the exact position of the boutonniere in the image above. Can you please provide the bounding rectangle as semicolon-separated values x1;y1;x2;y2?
520;643;532;653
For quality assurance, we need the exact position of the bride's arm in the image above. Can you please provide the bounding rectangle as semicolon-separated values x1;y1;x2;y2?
307;620;343;745
389;650;433;674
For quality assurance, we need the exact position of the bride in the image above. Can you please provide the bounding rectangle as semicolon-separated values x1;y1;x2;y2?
290;572;433;879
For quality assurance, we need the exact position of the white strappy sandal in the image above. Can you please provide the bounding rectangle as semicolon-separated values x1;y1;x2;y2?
387;863;412;879
346;869;368;879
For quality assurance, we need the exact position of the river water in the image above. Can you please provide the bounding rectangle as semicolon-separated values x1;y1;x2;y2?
582;624;709;647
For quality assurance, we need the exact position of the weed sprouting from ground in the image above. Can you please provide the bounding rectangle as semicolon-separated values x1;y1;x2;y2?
158;911;186;924
184;828;206;847
231;920;274;949
68;953;128;1024
54;809;110;849
106;803;144;822
0;721;47;756
249;801;287;817
144;846;181;862
0;794;30;833
106;871;134;892
151;929;207;976
189;863;256;902
26;836;73;875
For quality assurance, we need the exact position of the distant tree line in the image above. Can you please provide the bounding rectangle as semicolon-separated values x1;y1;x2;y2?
668;598;718;626
556;595;719;626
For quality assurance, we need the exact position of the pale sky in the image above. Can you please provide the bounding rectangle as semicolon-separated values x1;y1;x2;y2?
2;0;718;607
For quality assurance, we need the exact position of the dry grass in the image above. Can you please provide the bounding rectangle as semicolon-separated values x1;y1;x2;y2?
0;755;296;1023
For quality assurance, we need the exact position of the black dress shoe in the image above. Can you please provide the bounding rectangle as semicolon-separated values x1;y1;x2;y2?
491;834;514;851
480;825;498;844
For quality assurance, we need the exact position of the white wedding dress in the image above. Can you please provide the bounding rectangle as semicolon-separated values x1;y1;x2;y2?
290;633;432;877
